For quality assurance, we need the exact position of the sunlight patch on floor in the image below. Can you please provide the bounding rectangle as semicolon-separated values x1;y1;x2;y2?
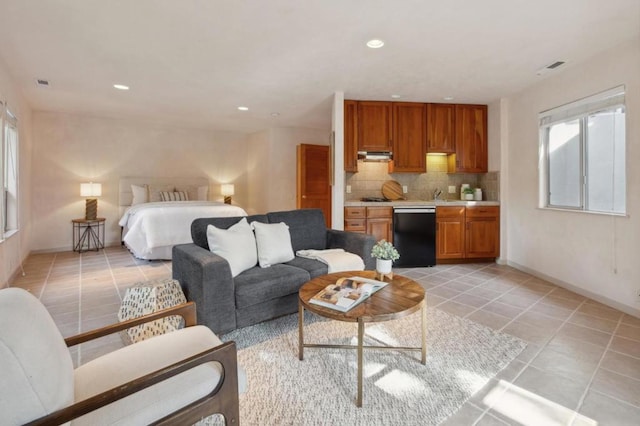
375;369;427;397
455;369;489;390
482;380;597;426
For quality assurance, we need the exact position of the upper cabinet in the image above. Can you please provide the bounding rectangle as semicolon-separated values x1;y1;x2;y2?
426;103;456;154
344;100;487;174
449;104;488;173
392;102;426;172
357;101;393;152
344;100;358;172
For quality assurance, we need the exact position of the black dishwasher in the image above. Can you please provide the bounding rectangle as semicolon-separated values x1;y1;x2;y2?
392;207;436;267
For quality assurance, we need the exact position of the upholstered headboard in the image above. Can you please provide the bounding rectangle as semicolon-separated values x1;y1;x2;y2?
118;176;210;214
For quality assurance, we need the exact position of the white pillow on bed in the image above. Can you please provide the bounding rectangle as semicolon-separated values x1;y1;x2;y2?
206;218;257;277
251;221;295;268
131;185;148;205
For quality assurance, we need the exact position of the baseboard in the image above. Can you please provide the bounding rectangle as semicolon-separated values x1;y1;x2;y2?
507;260;640;319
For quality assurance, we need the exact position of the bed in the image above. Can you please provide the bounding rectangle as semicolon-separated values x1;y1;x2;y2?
118;177;247;260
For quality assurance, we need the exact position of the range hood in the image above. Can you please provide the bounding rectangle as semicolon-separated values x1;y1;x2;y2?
357;151;393;162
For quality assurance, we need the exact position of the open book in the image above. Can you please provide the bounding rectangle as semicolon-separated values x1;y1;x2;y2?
309;276;388;312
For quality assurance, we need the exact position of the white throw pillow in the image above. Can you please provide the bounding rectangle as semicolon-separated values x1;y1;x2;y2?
206;218;257;277
251;221;295;268
197;185;209;201
131;184;148;205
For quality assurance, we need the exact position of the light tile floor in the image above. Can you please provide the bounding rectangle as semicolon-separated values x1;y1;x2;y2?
10;246;640;425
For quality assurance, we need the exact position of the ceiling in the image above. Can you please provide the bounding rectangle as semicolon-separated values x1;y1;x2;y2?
0;0;638;134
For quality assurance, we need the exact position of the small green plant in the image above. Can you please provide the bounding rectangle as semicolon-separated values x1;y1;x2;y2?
371;239;400;261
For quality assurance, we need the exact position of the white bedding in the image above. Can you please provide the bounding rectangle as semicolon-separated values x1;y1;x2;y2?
119;201;247;260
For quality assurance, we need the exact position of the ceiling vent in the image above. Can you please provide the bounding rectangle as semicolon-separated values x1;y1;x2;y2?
536;61;566;76
36;79;50;87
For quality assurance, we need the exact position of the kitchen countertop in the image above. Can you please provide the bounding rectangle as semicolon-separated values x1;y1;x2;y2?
344;199;500;207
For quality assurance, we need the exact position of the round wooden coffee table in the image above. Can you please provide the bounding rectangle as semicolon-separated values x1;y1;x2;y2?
298;271;427;407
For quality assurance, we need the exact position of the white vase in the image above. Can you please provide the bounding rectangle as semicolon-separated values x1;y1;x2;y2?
376;259;393;274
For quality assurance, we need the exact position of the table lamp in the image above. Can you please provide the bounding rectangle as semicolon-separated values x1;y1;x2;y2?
80;182;102;220
221;184;234;204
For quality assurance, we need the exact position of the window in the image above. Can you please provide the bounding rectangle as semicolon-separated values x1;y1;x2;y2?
1;105;19;237
539;86;626;214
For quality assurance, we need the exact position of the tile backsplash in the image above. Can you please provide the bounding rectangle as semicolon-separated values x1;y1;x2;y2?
345;156;500;201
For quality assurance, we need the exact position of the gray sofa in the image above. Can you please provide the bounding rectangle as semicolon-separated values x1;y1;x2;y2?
172;209;376;334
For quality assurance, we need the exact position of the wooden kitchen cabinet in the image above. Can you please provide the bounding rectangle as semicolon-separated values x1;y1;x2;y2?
366;206;393;243
436;205;499;261
392;102;426;172
357;101;393;152
344;206;366;232
448;104;488;173
344;206;393;243
427;103;456;154
465;206;500;258
344;100;358;172
436;206;465;259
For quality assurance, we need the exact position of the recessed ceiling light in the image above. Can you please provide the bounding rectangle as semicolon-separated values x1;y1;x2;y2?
271;112;280;117
390;94;401;99
366;39;384;49
443;96;454;101
237;106;249;111
113;84;129;90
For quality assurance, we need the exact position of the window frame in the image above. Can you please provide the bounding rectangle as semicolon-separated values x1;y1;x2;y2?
538;86;626;216
1;102;19;240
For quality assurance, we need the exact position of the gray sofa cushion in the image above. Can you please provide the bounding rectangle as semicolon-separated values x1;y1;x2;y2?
234;264;310;309
284;256;328;279
267;209;327;252
191;214;268;250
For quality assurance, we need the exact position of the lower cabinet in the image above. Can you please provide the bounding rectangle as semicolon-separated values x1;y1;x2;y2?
436;206;465;259
345;206;393;243
346;205;499;261
436;205;499;261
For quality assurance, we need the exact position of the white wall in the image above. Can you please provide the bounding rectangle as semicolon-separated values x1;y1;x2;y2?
487;99;502;172
246;127;329;215
503;39;640;314
31;112;249;251
0;56;32;287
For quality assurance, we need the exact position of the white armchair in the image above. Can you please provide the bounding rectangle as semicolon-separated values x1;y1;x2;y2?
0;287;242;425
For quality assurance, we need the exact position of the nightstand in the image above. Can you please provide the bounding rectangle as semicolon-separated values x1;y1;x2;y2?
72;218;105;253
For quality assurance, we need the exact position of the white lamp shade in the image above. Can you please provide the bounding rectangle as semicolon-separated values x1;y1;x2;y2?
80;182;102;197
221;184;235;196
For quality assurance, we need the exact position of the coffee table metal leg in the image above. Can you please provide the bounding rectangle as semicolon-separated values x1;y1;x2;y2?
357;318;364;407
298;301;304;361
421;304;427;364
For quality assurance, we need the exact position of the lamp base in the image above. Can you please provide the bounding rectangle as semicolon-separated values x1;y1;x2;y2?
85;199;98;220
224;196;232;204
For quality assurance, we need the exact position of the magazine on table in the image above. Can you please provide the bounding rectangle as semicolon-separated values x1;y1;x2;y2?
309;276;388;312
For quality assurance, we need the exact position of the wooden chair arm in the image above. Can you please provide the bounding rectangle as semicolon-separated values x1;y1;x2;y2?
65;301;197;347
26;341;239;426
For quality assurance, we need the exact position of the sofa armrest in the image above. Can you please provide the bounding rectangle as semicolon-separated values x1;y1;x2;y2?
172;244;237;334
326;230;376;270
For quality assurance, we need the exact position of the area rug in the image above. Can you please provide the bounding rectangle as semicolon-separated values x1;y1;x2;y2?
204;308;526;426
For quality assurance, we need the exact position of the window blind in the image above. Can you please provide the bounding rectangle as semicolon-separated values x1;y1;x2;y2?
539;85;625;127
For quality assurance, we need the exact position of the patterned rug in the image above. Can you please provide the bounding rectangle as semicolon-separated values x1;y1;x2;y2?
204;308;526;426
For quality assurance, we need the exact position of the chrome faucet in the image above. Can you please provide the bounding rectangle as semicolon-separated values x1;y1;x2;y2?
433;188;443;201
